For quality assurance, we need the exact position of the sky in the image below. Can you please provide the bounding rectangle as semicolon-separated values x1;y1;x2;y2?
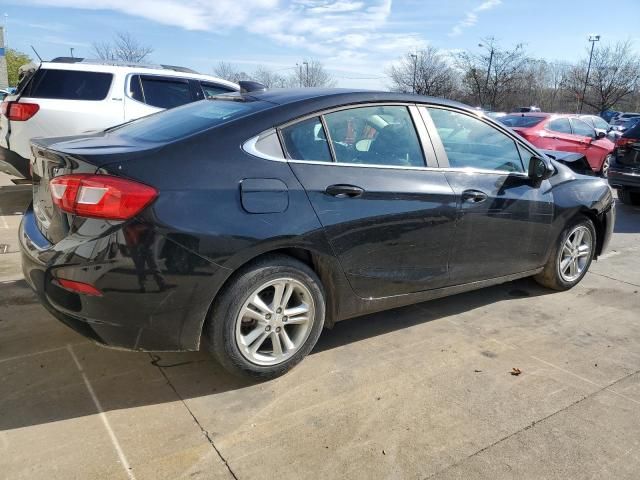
3;0;640;89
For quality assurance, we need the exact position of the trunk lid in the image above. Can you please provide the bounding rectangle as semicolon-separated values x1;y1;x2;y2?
30;134;158;244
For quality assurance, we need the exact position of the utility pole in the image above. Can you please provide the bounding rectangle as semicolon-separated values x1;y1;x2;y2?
3;13;7;49
303;61;309;87
70;47;74;58
410;53;417;94
479;42;495;109
579;34;600;114
297;63;303;87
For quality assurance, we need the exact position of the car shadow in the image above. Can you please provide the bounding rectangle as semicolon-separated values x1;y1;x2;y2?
614;200;640;234
0;276;552;432
0;184;32;215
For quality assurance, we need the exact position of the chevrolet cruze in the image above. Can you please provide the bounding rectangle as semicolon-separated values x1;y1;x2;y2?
20;89;615;378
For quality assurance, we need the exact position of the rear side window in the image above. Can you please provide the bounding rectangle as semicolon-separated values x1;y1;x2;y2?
200;82;235;99
22;69;113;100
499;115;545;128
281;117;333;163
547;118;572;134
111;98;273;143
324;106;425;167
139;76;193;109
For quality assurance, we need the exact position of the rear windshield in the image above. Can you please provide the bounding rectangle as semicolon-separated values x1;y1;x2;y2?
111;98;272;143
22;69;113;100
499;115;546;128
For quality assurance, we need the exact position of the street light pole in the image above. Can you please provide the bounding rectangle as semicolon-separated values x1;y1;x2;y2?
303;61;309;87
479;42;494;109
579;34;600;114
410;53;417;94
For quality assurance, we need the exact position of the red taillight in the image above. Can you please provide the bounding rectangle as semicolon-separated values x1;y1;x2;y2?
616;137;638;148
57;278;103;296
1;101;40;121
50;174;157;220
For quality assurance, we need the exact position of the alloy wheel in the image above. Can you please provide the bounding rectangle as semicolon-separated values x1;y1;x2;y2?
558;225;593;283
235;278;315;366
601;154;612;178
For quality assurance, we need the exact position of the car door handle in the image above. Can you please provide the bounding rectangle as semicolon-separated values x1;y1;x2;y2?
325;184;364;198
461;190;488;204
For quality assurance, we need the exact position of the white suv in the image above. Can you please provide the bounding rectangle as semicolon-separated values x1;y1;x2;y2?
0;58;239;177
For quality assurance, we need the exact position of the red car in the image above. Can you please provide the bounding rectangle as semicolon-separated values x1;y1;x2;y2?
499;113;614;176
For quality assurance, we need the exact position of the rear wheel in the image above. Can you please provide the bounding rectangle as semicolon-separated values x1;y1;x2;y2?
534;216;596;291
206;255;325;379
618;188;640;206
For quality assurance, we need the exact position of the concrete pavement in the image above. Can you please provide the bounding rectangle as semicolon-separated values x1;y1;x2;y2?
1;174;639;479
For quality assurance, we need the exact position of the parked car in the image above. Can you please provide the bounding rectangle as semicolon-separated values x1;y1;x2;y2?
608;121;640;205
20;89;615;378
499;113;614;176
578;114;616;140
609;113;640;136
0;58;239;178
516;106;541;113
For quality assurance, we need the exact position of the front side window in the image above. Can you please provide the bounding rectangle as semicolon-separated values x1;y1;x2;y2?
571;118;596;138
22;69;113;100
427;107;524;172
323;106;425;167
280;117;332;162
592;116;609;130
139;76;193;109
547;117;572;134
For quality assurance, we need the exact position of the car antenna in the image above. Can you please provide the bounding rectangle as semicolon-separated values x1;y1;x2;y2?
30;45;43;63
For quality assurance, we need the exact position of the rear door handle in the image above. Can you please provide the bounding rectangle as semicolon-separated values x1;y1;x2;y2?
461;189;488;204
325;184;364;198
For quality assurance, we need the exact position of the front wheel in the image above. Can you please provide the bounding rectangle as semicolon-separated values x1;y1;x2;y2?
206;255;325;379
534;216;596;291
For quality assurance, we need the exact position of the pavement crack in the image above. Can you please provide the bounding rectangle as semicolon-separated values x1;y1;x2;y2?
424;368;640;479
589;271;640;288
148;353;239;480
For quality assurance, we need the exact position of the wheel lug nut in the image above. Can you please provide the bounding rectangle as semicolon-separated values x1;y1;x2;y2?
265;314;272;320
276;308;282;314
283;316;288;322
276;327;281;332
265;326;271;332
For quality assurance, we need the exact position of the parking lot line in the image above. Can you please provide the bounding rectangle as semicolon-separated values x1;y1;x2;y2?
67;344;136;480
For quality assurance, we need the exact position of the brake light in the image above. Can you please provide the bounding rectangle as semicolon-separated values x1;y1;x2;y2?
57;278;103;296
50;174;157;220
1;101;40;121
616;137;638;148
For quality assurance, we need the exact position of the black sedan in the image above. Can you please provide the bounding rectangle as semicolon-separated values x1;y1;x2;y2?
608;121;640;205
20;89;615;378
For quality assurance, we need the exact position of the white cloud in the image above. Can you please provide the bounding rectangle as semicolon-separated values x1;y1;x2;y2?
449;0;501;37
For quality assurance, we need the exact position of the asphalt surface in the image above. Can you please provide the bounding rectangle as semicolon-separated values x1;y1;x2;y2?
1;172;639;479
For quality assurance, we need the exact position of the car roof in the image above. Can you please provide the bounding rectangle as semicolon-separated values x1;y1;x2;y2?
38;59;239;90
244;87;473;110
502;112;551;118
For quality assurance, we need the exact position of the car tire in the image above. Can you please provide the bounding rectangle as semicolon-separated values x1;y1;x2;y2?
618;188;640;206
206;255;325;379
600;154;612;178
534;216;596;291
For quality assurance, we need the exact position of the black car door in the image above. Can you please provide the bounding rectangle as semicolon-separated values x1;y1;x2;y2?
281;105;458;299
422;106;554;284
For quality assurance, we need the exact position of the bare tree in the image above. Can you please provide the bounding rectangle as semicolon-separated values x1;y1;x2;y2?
92;32;153;63
456;37;529;110
253;65;288;88
565;41;640;113
289;60;335;88
213;62;251;83
387;46;458;98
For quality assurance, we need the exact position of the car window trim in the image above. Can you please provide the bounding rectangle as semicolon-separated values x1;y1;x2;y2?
420;104;530;175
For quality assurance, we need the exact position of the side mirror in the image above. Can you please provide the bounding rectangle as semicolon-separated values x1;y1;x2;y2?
596;130;606;139
528;156;553;185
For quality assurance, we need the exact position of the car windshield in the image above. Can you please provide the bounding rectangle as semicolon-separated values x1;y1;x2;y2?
498;115;545;128
110;97;272;143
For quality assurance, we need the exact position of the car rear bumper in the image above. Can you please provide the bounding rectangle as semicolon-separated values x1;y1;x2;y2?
608;166;640;192
20;206;228;351
0;146;30;178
